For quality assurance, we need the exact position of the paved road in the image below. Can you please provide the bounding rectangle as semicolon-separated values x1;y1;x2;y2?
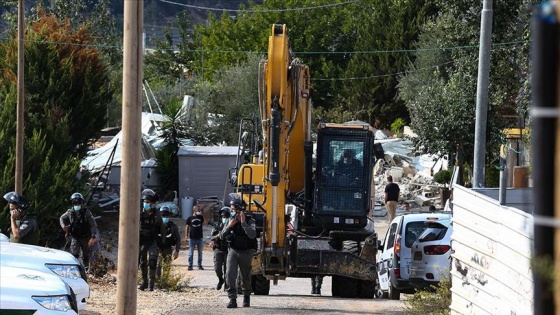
170;214;407;314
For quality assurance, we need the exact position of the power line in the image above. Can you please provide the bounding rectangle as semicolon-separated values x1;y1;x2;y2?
158;0;358;12
0;36;526;56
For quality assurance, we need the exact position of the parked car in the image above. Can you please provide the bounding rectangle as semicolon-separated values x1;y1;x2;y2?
409;218;453;290
0;265;79;314
377;211;452;300
0;242;89;311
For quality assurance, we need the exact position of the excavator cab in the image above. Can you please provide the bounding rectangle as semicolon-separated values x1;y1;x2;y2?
312;122;375;232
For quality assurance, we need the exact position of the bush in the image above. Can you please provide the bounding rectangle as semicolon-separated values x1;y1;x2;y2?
405;276;451;315
154;255;192;291
433;169;452;187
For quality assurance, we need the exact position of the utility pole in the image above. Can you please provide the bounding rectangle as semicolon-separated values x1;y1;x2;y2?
473;0;493;188
116;0;143;314
15;0;25;194
531;2;557;314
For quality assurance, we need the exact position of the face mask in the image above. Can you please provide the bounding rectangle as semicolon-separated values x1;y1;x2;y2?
162;217;170;224
195;211;201;216
230;212;236;219
73;205;82;211
221;218;228;224
143;203;151;211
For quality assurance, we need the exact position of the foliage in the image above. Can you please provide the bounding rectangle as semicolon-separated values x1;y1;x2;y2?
433;169;452;187
391;118;406;136
405;276;451;315
0;12;112;244
155;254;191;291
342;0;438;128
398;0;531;167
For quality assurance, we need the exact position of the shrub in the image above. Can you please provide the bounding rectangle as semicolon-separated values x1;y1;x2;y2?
405;276;451;315
154;255;192;291
433;169;452;187
391;118;406;136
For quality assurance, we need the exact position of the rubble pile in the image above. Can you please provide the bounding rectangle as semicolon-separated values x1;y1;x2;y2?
372;136;449;211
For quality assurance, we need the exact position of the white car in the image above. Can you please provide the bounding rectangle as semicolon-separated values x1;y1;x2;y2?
0;266;78;314
409;218;453;289
377;211;452;300
0;242;90;311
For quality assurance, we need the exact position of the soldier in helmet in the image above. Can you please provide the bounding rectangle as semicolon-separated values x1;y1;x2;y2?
60;192;99;269
4;191;39;245
220;195;257;308
156;206;181;282
138;189;166;291
210;206;231;290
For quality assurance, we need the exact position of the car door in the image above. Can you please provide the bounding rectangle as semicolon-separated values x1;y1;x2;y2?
378;220;398;291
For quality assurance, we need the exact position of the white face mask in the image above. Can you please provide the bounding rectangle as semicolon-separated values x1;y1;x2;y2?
195;211;201;216
221;218;228;224
73;205;82;211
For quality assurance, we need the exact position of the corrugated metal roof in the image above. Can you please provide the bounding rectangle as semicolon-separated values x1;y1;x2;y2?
178;146;238;156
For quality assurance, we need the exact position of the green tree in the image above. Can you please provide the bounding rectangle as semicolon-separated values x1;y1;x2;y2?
398;0;531;164
343;0;437;128
0;12;113;244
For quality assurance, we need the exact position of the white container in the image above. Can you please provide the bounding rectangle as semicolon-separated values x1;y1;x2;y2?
181;196;194;219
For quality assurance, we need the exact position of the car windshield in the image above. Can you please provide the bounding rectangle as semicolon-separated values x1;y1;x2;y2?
417;224;449;242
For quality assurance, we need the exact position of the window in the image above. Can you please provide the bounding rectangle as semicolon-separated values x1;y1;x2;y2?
386;222;398;250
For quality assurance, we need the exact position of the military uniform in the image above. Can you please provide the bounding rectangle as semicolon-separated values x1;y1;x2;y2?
211;221;229;290
10;212;39;245
60;207;98;267
221;215;257;308
139;208;166;291
156;219;181;279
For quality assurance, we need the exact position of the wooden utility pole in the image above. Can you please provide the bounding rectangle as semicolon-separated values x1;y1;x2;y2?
555;3;560;314
15;0;25;194
116;0;143;313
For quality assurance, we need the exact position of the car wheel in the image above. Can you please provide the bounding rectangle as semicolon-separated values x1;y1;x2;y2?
388;283;401;300
252;274;270;295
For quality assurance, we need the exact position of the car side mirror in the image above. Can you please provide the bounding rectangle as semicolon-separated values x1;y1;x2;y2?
377;239;383;251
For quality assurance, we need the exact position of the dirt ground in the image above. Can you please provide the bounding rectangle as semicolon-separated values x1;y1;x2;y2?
80;212;407;315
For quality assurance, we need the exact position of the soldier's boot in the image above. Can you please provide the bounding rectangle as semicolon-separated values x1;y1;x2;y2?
148;269;156;291
216;277;224;290
138;267;148;291
227;299;237;308
242;295;250;307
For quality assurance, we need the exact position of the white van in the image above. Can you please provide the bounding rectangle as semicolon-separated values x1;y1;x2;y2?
0;242;90;311
377;211;452;300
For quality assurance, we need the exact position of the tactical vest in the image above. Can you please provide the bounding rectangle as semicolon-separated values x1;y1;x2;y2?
160;223;177;248
70;210;91;238
212;224;228;252
229;221;257;251
139;211;157;245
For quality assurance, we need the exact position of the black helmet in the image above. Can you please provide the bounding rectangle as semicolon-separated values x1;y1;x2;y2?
219;206;231;217
141;189;158;202
70;192;85;203
3;192;29;210
160;206;171;216
230;198;245;209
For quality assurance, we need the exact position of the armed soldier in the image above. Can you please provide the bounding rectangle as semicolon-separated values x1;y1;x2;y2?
60;192;99;270
211;207;231;291
220;196;257;308
4;191;39;245
138;189;166;291
156;206;181;282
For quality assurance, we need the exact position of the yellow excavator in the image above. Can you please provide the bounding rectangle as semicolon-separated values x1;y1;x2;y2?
228;24;378;298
